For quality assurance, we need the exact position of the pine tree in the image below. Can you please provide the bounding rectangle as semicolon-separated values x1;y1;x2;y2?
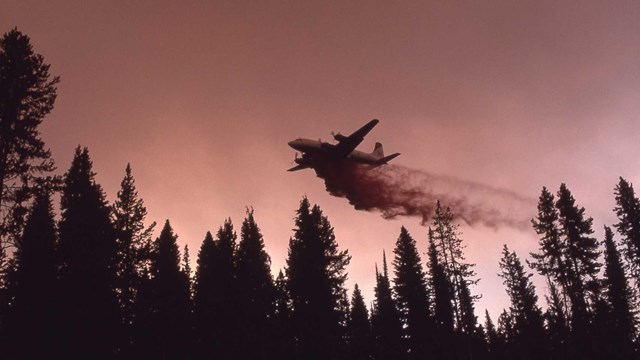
135;220;191;359
286;197;351;360
0;28;59;256
236;209;275;360
57;147;119;359
427;232;454;333
392;226;433;359
5;192;57;358
614;177;640;283
498;245;547;359
111;163;155;355
371;252;404;360
429;202;479;335
530;186;569;311
555;184;601;335
601;225;636;358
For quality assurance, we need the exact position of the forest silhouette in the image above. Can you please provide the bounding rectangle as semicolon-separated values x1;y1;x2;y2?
2;28;640;360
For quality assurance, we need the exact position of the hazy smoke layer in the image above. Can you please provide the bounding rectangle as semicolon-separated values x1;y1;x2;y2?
312;158;535;229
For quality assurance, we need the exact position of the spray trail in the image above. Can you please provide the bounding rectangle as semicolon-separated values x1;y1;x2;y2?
312;158;535;229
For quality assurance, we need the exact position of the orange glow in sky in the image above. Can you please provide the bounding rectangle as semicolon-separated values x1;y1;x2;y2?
3;0;640;318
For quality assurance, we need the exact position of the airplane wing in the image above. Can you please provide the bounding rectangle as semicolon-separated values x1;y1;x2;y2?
287;164;310;172
329;119;379;158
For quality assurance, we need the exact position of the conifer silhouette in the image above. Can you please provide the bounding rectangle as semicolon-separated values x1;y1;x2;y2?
5;193;57;358
286;197;351;360
371;251;404;360
236;209;275;359
346;284;372;360
57;147;119;359
392;226;433;359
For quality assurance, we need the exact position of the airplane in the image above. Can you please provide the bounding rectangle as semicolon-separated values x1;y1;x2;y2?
287;119;400;172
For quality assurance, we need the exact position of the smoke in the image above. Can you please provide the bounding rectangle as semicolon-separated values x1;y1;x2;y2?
312;157;536;230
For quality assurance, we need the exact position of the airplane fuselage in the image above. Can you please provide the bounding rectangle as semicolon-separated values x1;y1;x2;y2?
286;119;400;172
288;138;383;165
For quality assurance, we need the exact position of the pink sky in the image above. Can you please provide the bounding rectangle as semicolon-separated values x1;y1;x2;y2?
3;0;640;318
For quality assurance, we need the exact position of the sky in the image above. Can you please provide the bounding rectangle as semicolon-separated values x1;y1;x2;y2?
3;0;640;318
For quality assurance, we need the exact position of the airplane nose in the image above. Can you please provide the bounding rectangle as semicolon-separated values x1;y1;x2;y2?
288;140;299;149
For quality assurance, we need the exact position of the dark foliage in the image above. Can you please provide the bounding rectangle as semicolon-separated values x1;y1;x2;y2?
57;147;119;359
4;193;57;358
392;226;433;359
286;197;351;360
371;251;404;360
346;284;372;360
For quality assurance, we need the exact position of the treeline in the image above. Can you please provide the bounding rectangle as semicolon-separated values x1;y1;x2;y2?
3;28;640;360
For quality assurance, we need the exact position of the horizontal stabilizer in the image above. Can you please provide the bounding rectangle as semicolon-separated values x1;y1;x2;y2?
378;153;400;164
288;164;309;172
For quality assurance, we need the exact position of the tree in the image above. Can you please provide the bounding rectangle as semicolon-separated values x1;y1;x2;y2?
346;284;372;360
484;310;504;359
286;197;351;360
392;226;433;359
5;192;57;358
236;209;275;359
530;187;569;320
371;251;404;360
0;28;59;260
498;245;547;359
193;231;217;358
555;184;601;334
57;147;119;359
111;164;155;355
600;225;636;358
427;233;454;334
544;280;569;359
273;270;295;360
429;202;480;335
134;220;191;359
272;270;294;360
614;177;640;284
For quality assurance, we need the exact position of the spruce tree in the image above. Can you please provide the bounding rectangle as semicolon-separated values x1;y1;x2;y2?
273;270;295;360
286;197;351;360
236;209;275;360
392;226;433;359
371;252;404;360
193;231;217;358
5;193;57;358
135;220;191;359
0;28;59;255
498;245;547;359
57;147;119;359
484;310;504;359
347;284;372;360
601;225;636;357
213;218;239;359
544;280;569;359
111;163;155;355
614;177;640;283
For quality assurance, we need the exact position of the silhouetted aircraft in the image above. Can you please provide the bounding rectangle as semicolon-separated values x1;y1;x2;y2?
287;119;400;172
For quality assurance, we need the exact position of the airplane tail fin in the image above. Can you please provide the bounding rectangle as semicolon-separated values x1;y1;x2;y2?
372;142;385;158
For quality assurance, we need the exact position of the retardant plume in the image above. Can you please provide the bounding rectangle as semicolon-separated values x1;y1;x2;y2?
311;157;536;229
